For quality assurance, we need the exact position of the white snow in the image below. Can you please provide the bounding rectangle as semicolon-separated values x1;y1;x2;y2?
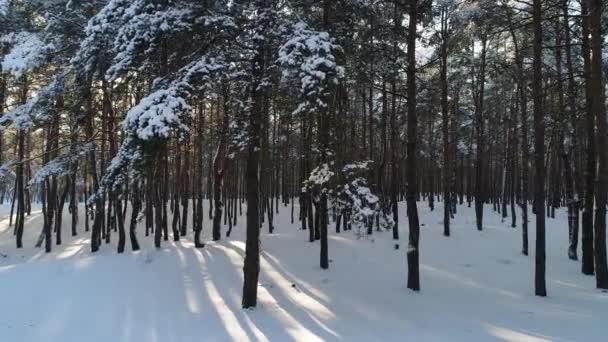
0;202;606;341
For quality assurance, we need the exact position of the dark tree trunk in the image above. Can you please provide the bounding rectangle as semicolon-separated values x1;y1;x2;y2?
116;194;126;253
129;184;141;251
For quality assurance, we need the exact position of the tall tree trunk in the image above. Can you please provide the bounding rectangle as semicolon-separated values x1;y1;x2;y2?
129;183;141;251
194;104;205;248
15;75;28;249
0;52;5;203
242;7;269;306
474;36;488;231
440;6;450;237
181;140;190;237
318;0;335;270
581;1;595;275
507;9;529;255
213;104;228;241
587;0;608;288
390;1;400;240
406;0;421;292
532;0;547;296
563;0;580;260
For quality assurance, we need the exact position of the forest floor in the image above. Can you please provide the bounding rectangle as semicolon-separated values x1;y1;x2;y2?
1;201;607;342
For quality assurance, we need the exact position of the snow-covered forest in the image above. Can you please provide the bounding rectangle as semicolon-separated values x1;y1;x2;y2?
1;0;607;341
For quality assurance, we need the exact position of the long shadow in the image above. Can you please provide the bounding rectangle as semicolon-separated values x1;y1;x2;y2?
216;240;340;341
181;244;264;342
260;249;332;308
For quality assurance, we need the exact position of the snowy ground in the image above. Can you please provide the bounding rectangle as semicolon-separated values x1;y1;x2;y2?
1;201;607;342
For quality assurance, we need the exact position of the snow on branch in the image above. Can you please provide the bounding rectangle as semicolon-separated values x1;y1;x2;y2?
303;161;393;235
0;74;65;130
70;0;134;76
106;1;195;80
0;160;16;179
337;161;393;233
96;137;141;196
307;163;334;188
124;56;224;141
100;56;225;192
1;32;53;78
278;21;344;116
124;86;191;141
29;143;93;185
0;160;16;195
